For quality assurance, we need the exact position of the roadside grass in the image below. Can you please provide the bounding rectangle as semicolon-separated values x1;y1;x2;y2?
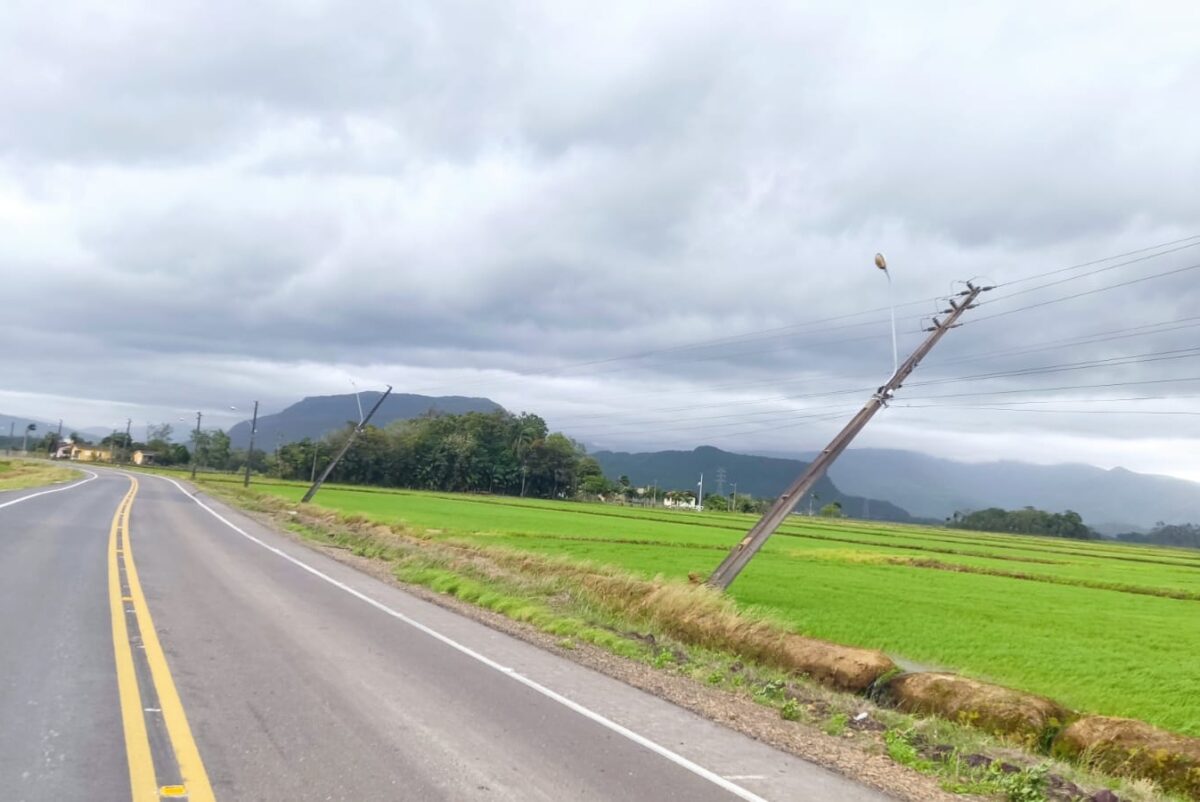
194;478;1182;802
0;459;80;491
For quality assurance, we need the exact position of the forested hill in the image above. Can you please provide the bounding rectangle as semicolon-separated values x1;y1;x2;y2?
592;446;916;522
229;392;502;448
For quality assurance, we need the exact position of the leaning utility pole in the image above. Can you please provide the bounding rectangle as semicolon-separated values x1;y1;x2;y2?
190;411;203;480
708;281;988;590
242;400;259;488
301;385;392;503
122;418;131;464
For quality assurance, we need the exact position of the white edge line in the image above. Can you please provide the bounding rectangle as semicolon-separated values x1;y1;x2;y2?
153;474;770;802
0;469;99;509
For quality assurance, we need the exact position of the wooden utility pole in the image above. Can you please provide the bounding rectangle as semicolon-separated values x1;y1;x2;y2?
707;282;988;590
301;386;392;503
243;400;259;488
190;411;203;480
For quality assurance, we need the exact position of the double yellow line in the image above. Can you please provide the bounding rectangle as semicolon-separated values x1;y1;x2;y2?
108;476;216;802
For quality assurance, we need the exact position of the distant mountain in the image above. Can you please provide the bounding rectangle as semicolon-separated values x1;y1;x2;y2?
810;448;1200;530
592;445;917;522
229;392;504;448
0;414;98;446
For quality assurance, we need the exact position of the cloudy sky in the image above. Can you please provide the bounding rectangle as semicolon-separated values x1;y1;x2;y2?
3;1;1199;478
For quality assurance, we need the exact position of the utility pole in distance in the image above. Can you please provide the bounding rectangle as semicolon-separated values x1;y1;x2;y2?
708;281;989;590
301;385;392;503
190;411;203;480
242;400;259;487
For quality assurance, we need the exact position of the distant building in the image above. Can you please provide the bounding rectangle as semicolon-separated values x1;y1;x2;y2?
663;493;699;510
131;450;159;466
70;445;112;462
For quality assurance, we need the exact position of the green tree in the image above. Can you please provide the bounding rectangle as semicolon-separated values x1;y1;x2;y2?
147;422;173;443
207;430;232;470
819;502;844;518
580;474;612;496
950;507;1096;539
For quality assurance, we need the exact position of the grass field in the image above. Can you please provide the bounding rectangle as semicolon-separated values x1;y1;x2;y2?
0;459;79;491
208;476;1200;738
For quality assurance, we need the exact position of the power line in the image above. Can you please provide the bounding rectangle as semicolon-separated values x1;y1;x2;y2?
558;344;1200;428
903;376;1200;402
563;313;1200;422
908;393;1200;406
992;235;1200;289
896;403;1200;417
904;346;1200;390
967;261;1200;326
936;316;1200;367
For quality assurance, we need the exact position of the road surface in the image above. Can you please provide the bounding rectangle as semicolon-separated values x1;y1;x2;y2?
0;469;893;801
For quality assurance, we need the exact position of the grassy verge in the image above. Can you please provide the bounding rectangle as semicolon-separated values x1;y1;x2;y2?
0;458;81;491
193;477;1179;802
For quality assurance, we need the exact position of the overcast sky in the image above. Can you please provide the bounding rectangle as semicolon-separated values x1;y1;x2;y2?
3;1;1199;478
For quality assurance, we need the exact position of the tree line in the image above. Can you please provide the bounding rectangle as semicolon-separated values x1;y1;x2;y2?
274;410;602;498
948;507;1097;540
1117;522;1200;549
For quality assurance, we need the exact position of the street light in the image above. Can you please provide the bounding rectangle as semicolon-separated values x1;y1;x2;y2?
876;252;898;377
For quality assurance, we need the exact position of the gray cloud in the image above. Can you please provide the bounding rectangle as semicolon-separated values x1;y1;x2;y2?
3;1;1200;479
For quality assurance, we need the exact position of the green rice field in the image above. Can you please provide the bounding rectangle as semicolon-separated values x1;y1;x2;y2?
224;477;1200;737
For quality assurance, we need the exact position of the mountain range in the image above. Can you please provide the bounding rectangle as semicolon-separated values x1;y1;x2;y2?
216;391;1200;531
592;446;917;523
592;444;1200;532
0;414;109;446
813;448;1200;532
228;392;502;448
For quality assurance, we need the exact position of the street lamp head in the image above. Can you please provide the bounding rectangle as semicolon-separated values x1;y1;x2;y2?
874;252;888;271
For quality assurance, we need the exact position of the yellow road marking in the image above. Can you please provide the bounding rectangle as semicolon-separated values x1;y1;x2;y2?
121;476;216;802
109;480;156;802
110;475;217;802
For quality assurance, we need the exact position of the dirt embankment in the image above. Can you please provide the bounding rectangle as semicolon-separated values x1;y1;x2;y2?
885;672;1069;746
1054;716;1200;799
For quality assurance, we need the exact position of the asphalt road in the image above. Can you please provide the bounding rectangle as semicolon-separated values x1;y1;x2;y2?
0;469;893;801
